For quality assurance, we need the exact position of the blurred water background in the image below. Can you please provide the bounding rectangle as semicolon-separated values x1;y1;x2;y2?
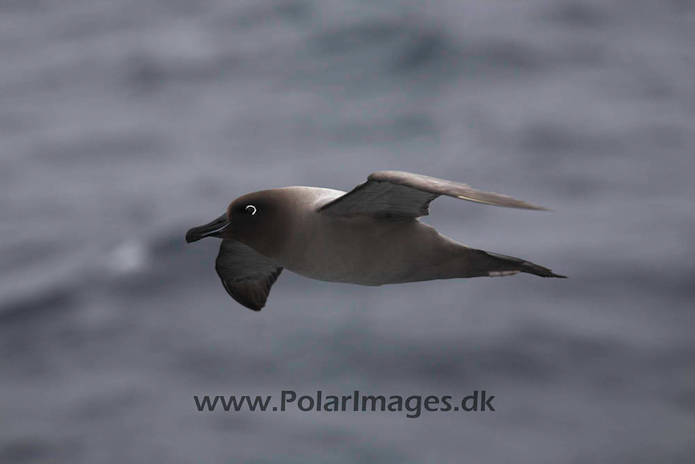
2;0;695;462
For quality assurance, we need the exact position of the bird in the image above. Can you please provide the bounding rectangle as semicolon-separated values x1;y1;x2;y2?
185;170;566;311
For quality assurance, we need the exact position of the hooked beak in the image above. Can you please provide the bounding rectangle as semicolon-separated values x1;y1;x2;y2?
185;213;230;243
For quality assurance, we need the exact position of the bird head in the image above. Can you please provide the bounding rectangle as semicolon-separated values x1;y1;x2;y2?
185;189;294;258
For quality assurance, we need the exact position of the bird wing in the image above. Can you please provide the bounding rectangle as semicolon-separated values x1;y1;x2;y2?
317;170;549;219
215;239;283;311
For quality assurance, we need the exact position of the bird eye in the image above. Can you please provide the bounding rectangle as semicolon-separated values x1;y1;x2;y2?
245;205;257;216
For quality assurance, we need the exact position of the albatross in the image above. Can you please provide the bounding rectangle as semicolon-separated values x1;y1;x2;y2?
186;171;565;311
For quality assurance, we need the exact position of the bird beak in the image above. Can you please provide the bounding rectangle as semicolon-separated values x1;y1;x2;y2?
185;213;230;243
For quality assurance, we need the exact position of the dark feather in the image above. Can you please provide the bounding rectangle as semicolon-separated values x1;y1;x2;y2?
215;239;283;311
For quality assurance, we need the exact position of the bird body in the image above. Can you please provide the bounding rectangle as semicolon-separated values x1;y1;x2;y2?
186;171;565;311
273;192;459;285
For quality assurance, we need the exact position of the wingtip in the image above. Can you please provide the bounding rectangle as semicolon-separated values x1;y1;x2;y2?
518;202;552;212
516;201;552;212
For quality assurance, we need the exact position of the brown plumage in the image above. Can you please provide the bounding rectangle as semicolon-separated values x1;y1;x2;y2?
186;171;565;311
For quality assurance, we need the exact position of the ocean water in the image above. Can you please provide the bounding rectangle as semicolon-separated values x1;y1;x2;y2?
1;0;695;462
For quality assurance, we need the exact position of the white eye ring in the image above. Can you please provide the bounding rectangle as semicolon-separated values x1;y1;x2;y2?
245;205;257;215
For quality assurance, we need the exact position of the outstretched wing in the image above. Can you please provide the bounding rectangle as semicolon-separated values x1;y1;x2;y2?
215;239;283;311
317;170;549;219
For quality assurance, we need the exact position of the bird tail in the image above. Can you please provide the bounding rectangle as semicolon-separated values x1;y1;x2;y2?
475;250;567;279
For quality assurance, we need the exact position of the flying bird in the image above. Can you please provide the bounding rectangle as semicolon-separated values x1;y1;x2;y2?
186;171;565;311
